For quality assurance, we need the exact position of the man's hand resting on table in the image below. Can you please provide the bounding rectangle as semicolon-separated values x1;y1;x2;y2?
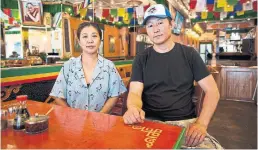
123;106;145;124
185;121;207;147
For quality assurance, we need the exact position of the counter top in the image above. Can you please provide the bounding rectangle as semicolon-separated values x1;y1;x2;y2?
1;60;133;87
219;65;258;68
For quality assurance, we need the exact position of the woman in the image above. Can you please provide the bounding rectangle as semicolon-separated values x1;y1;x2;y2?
50;22;127;113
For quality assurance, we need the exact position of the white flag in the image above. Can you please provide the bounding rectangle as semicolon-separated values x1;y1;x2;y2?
243;2;253;11
95;8;103;19
220;12;227;19
136;5;144;17
195;0;207;12
137;16;144;24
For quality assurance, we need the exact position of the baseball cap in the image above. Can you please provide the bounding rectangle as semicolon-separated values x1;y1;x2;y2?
142;4;172;25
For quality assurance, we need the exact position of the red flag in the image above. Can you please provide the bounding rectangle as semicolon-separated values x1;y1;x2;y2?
189;0;197;9
213;12;220;18
73;5;79;15
9;17;14;24
207;4;214;12
144;4;150;11
3;8;11;17
110;16;114;22
102;9;109;18
107;15;114;22
253;1;257;11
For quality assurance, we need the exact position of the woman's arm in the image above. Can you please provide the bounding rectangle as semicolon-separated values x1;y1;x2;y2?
53;97;69;107
49;66;69;106
100;96;119;113
102;62;127;113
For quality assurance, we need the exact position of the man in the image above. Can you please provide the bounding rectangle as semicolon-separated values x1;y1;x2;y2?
24;2;40;22
123;4;222;149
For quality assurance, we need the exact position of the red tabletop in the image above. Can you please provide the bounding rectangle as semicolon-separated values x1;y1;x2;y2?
1;100;185;149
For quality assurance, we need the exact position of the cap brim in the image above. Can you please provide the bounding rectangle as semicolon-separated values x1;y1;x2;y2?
142;15;171;25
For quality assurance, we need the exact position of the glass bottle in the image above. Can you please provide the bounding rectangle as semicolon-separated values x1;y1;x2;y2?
13;95;30;130
20;95;30;119
13;106;25;130
1;109;8;130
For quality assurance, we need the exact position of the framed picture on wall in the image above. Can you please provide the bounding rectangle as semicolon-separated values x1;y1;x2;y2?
172;11;184;35
109;35;115;53
18;0;43;26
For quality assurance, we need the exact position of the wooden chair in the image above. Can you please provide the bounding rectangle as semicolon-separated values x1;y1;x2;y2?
194;87;205;117
44;96;57;104
111;65;132;115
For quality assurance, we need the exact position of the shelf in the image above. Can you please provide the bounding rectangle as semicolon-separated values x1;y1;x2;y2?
42;1;75;6
21;25;52;29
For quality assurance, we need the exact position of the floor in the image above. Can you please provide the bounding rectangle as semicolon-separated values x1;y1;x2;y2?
208;100;257;149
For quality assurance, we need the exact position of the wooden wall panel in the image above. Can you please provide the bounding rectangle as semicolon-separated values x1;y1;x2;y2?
129;32;136;57
62;16;85;58
226;71;253;100
220;67;257;101
104;25;120;58
119;27;129;57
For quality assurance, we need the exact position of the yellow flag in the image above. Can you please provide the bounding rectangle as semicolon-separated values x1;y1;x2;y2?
217;0;226;8
124;12;129;21
124;19;130;24
224;4;233;12
201;12;208;19
80;8;87;18
118;8;125;17
236;11;244;16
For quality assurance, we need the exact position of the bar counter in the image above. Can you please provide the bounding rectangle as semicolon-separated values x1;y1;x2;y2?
1;60;133;102
1;60;133;87
1;100;185;149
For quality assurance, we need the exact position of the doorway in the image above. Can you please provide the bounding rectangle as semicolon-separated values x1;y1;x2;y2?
199;42;213;64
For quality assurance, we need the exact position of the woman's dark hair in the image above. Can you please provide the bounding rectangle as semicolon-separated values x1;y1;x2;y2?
77;22;102;40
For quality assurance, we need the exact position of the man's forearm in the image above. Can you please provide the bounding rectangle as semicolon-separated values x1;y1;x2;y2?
127;92;143;109
100;97;118;113
196;90;220;127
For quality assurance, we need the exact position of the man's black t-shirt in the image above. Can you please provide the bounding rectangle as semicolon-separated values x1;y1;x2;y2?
130;43;210;121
